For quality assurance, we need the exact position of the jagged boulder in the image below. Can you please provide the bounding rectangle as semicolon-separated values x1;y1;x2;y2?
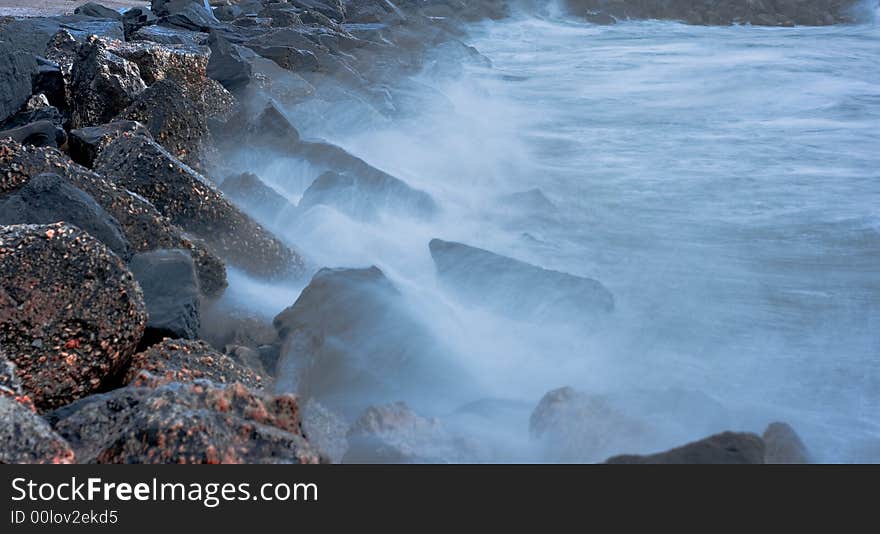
67;120;151;167
129;249;201;344
0;120;66;149
74;3;123;19
0;173;131;259
0;41;37;124
0;223;146;411
763;422;811;464
605;431;766;464
207;31;253;92
93;133;303;279
110;40;210;88
49;381;319;463
429;239;614;324
220;171;294;225
0;139;227;297
0;395;76;464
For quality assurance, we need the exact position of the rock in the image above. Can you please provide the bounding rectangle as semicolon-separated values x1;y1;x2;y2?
124;338;264;389
0;357;24;399
0;103;64;132
67;120;151;167
273;266;472;417
299;169;436;221
0;16;124;59
0;41;37;124
68;36;147;129
110;40;210;88
129;249;201;344
0;223;146;411
247;100;301;148
343;402;467;463
74;3;123;19
155;0;223;32
0;395;75;464
121;8;159;39
0;173;131;259
49;381;319;463
429;239;614;324
93;132;303;279
605;431;766;464
763;422;811;464
0;120;66;149
0;139;227;297
130;24;208;46
499;188;556;213
207;31;253;92
302;399;348;463
220;172;294;225
530;387;648;463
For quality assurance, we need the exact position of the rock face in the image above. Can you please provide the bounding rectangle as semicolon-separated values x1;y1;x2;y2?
563;0;859;26
220;172;294;225
0;395;76;464
0;223;146;411
67;120;151;168
93;133;303;279
49;381;320;464
273;266;472;417
763;422;811;464
68;36;147;128
0;120;66;149
429;239;614;324
0;41;37;124
129;249;201;344
299;169;437;221
0;139;227;297
207;31;253;92
605;431;766;464
124;339;265;390
0;173;131;260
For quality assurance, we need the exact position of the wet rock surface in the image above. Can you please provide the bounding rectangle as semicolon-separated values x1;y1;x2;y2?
0;395;76;464
129;249;201;343
0;222;146;411
49;381;319;463
605;431;766;464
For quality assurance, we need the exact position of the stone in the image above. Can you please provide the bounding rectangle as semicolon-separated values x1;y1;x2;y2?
129;249;201;344
0;120;66;149
763;422;811;464
605;431;766;464
0;395;75;464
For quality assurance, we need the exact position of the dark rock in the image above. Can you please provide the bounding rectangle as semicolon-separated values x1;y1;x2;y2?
74;3;123;19
68;36;147;128
273;266;472;417
299;169;436;221
155;0;222;32
49;381;320;463
129;249;201;344
213;5;243;21
31;58;66;112
0;173;131;259
0;139;227;297
429;239;614;324
763;422;811;464
130;24;208;46
0;120;66;149
0;223;146;411
605;431;766;464
220;172;294;224
207;31;253;91
0;395;75;464
94;133;303;279
0;103;64;132
110;40;210;87
67;120;151;168
0;41;37;124
124;338;264;389
0;16;124;59
121;8;159;39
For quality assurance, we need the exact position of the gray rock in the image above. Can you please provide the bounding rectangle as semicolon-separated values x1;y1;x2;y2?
0;41;37;124
0;120;66;149
763;422;811;464
129;249;201;344
0;395;75;464
605;431;766;464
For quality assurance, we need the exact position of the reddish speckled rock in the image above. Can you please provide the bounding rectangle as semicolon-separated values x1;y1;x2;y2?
50;381;320;464
1;395;76;464
0;223;147;411
124;338;265;389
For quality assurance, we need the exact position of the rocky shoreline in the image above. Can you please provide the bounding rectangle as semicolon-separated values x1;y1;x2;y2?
0;0;852;464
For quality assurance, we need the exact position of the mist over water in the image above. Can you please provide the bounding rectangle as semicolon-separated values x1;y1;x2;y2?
223;13;880;462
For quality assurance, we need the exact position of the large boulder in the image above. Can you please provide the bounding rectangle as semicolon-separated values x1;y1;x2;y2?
67;120;151;168
49;381;320;463
207;31;253;92
68;36;147;128
273;266;473;417
763;422;811;464
0;172;131;260
605;431;766;464
0;120;67;149
299;169;437;221
1;395;76;464
123;338;265;389
0;40;37;124
129;249;201;344
94;133;303;279
74;3;123;19
429;239;614;324
0;223;146;411
0;139;227;297
110;40;210;88
153;0;222;32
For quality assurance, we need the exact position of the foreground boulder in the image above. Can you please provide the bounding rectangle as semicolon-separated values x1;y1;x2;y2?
0;173;131;260
129;249;201;344
430;239;614;324
605;431;766;464
0;223;146;411
49;381;319;463
299;169;437;221
763;422;811;464
94;133;303;279
123;339;265;390
0;139;227;296
1;395;76;464
273;266;473;417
